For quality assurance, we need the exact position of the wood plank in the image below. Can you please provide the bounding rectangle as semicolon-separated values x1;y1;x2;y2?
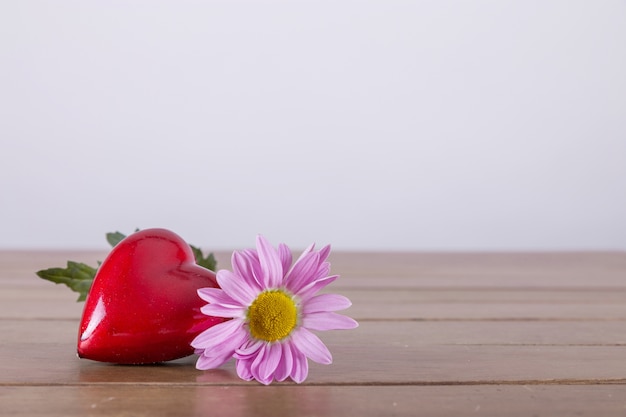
329;251;626;288
2;321;626;385
0;289;84;319
344;288;626;320
3;251;625;288
1;385;626;417
4;319;626;348
4;286;626;321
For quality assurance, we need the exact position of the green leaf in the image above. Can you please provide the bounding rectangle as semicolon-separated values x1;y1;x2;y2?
106;231;127;248
190;245;218;271
35;229;218;302
36;261;97;302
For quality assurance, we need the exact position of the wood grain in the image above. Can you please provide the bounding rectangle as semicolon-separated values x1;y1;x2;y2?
2;385;626;417
1;250;625;416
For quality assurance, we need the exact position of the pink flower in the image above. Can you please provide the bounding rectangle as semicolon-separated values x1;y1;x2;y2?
192;235;358;384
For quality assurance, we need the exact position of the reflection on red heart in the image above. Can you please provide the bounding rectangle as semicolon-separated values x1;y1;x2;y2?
77;228;224;364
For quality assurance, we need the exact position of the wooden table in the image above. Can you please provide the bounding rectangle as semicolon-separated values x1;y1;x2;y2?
1;250;626;416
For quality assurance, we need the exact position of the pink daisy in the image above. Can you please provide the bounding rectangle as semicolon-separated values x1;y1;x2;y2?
191;235;358;385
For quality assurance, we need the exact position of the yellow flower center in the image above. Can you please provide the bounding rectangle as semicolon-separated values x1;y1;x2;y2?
247;290;298;342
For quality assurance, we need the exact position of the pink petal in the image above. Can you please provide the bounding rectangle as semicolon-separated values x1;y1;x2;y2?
278;243;292;276
235;339;264;358
202;325;249;359
256;235;283;288
257;375;272;385
283;243;314;278
196;353;231;370
197;288;242;310
195;327;248;369
289;344;309;383
258;342;282;383
250;343;267;383
274;342;293;382
200;303;246;319
191;318;244;349
232;251;263;291
197;288;224;304
297;275;338;300
303;293;352;313
291;327;332;365
217;270;257;305
197;288;244;309
318;244;331;264
284;251;320;294
236;357;254;381
312;245;331;279
303;312;359;331
315;261;331;280
293;243;315;266
242;248;259;261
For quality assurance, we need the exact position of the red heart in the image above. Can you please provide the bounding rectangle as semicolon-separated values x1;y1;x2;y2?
77;228;224;364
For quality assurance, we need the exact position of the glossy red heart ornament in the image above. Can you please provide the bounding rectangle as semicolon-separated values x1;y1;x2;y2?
77;228;224;364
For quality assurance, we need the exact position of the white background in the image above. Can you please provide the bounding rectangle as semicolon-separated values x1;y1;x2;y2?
1;1;625;251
